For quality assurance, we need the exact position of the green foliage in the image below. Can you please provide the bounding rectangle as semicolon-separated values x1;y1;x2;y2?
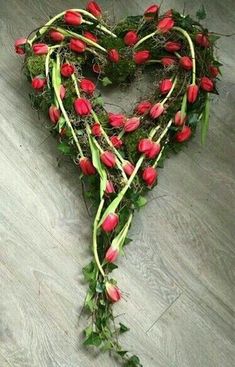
104;59;136;84
196;5;207;20
26;55;47;77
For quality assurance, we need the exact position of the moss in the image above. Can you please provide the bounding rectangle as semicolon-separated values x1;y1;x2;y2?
26;55;47;77
114;16;143;36
123;125;150;162
104;59;136;84
100;36;125;51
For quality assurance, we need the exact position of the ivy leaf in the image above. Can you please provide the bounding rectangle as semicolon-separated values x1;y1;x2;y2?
84;290;96;312
83;332;102;347
135;195;147;209
208;34;220;43
196;5;207;20
82;261;97;282
101;77;112;87
124;355;143;367
200;94;210;144
92;96;104;107
119;323;130;334
57;142;71;155
84;325;93;338
117;350;128;357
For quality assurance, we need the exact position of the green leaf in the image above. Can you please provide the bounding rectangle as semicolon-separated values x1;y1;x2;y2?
135;195;147;208
84;325;93;338
101;77;112;87
117;350;128;357
92;96;104;107
208;34;220;43
57;116;66;132
110;214;133;252
200;94;210;145
82;261;97;282
57;142;71;155
83;332;102;347
119;323;130;334
196;5;207;20
84;290;96;312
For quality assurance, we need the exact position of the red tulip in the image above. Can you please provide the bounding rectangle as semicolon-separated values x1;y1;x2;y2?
150;103;164;119
70;38;86;53
74;98;92;116
60;85;66;99
60;63;75;77
180;56;193;71
83;31;98;43
124;31;139;46
108;49;119;63
164;41;181;52
31;77;46;90
105;180;115;195
49;29;64;42
142;166;158;187
175;125;192;143
147;142;161;159
49;105;61;124
161;57;176;67
79;157;96;175
91;123;102;137
124;117;140;132
15;38;27;54
32;43;48;55
108;113;125;128
80;78;96;94
105;282;121;302
123;161;135;176
187;84;199;103
64;10;83;26
144;4;160;18
92;63;101;74
174;111;187;126
164;9;173;18
101;151;116;168
102;213;119;232
110;135;123;149
133;50;150;64
209;65;219;78
200;76;214;92
138;139;160;159
157;17;174;33
159;79;173;94
195;33;210;48
105;246;119;263
86;1;102;17
135;100;152;115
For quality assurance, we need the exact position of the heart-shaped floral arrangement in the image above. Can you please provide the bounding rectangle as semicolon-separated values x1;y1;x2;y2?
15;2;221;365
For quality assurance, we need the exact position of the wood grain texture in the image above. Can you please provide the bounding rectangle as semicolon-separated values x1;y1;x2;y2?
0;0;235;366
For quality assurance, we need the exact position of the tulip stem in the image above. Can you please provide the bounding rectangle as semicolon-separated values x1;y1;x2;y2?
162;77;178;105
93;198;106;277
155;119;173;144
133;30;158;49
152;145;165;168
52;56;84;157
71;72;81;97
173;27;196;84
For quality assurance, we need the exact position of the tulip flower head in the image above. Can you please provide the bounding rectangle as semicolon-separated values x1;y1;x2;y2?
60;63;75;77
123;161;135;176
133;50;151;64
101;151;116;168
108;113;125;128
110;135;123;149
105;246;119;263
108;49;120;63
15;38;27;54
83;31;98;43
69;39;86;53
49;106;61;124
124;117;140;132
142;166;158;187
91;123;102;137
187;84;199;103
164;41;181;52
200;77;214;92
157;17;174;33
159;79;173;94
80;79;96;94
79;157;96;175
175;126;192;143
86;1;102;17
49;30;65;42
32;43;48;55
124;31;139;46
102;213;119;232
150;103;164;119
105;282;121;302
135;100;152;115
64;10;83;25
74;98;92;116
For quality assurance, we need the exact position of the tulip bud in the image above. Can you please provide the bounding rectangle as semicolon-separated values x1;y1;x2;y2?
74;98;92;116
123;161;135;176
101;151;116;168
86;1;102;18
175;125;192;143
83;31;98;43
15;38;27;55
135;100;152;115
60;63;75;77
159;79;173;94
124;117;140;132
110;136;123;149
49;105;61;124
64;10;83;26
138;139;161;159
144;4;160;19
133;50;150;64
157;17;174;33
108;113;125;128
195;33;210;48
69;38;86;53
124;31;139;46
180;56;193;71
105;180;115;195
31;76;46;90
108;49;119;63
161;57;176;67
150;103;164;119
105;246;119;263
79;157;96;175
80;78;96;94
164;41;181;52
91;123;102;137
32;43;48;55
209;65;219;78
187;84;199;103
105;282;121;302
174;111;186;126
200;76;214;92
142;166;158;187
147;142;161;159
49;29;65;42
60;85;66;100
92;63;101;74
102;213;119;232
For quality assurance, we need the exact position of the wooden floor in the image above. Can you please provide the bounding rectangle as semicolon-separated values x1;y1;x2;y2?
0;0;235;366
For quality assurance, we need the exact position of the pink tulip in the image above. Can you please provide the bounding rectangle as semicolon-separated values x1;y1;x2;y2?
102;213;119;232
